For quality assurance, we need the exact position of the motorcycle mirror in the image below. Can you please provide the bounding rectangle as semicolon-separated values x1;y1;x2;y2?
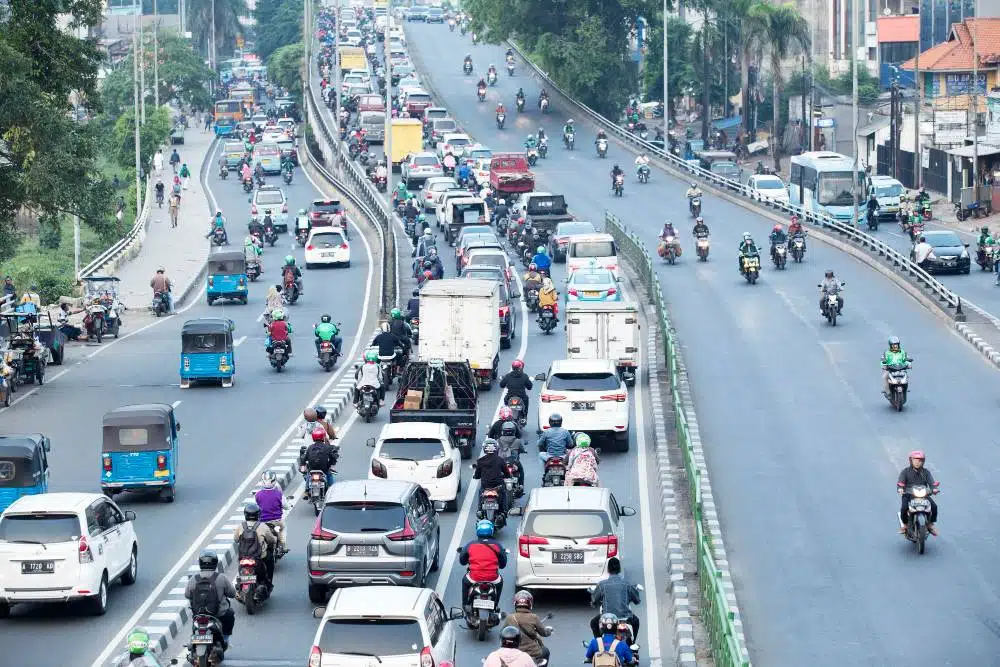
449;606;466;620
616;277;624;283
455;546;463;554
507;505;523;516
636;584;645;591
312;606;326;619
816;284;822;288
175;422;181;431
366;437;376;448
964;243;970;247
840;282;846;287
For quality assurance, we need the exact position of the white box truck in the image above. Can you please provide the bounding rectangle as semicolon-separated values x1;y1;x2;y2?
418;278;501;388
565;302;640;386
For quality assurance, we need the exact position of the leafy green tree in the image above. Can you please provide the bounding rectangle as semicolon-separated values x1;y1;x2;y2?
268;42;305;101
256;0;304;62
643;17;700;123
188;0;245;62
111;106;172;173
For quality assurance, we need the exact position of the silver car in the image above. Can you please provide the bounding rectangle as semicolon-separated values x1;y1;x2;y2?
307;480;441;602
401;152;444;189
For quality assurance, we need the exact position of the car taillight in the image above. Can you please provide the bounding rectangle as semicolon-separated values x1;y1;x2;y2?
540;393;566;402
606;287;617;296
436;459;453;478
453;428;473;437
387;518;417;541
306;244;315;250
238;277;246;286
600;393;627;402
251;205;257;215
340;243;349;249
371;459;387;478
79;536;94;563
309;645;322;667
607;264;618;271
156;454;167;470
568;289;578;296
102;455;112;472
282;204;288;213
420;646;436;667
518;534;549;558
310;515;336;541
499;306;509;318
558;238;569;245
588;534;619;558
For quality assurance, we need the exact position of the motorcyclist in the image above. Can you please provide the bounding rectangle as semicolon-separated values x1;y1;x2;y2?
589;556;641;638
484;626;536;667
262;209;275;235
457;161;472;186
475;438;509;512
531;246;551;274
565;432;599;486
585;613;634;666
976;226;994;266
881;335;909;400
282;256;303;296
314;314;342;357
255;471;289;557
301;426;339;489
487;63;497;80
769;223;788;261
537;127;547;144
424;247;445;279
897;450;939;535
265;308;292;356
819;269;843;315
206;210;228;243
737;232;759;273
634;153;651;175
477;77;487;95
372;321;403;358
522;263;542;293
413;228;436;258
388;308;413;354
524;134;539;151
610;164;624;189
253;161;265;182
112;627;163;666
537;277;558;317
692;216;709;237
404;197;420;224
866;191;880;224
406;289;420;320
686;182;703;199
502;591;553;665
394;181;409;204
244;235;263;271
495;101;506;116
464;54;473;71
233;502;276;596
516;87;526;108
500;359;533;413
489;406;522;439
538;88;549;108
458;519;507;610
154;179;165;205
491;197;510;225
788;214;804;239
497;420;525;490
595;130;609;152
184;551;236;649
563;119;575;142
536;413;574;463
354;349;386;406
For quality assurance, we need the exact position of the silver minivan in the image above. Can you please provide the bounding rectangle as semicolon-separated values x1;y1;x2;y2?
359;111;386;143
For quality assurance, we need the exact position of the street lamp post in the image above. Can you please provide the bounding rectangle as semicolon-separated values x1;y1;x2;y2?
153;0;159;108
662;0;668;129
851;0;860;227
385;0;394;209
972;7;979;195
137;0;145;124
132;0;142;219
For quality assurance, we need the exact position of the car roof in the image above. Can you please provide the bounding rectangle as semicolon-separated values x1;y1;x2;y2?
871;175;900;184
377;422;449;440
752;174;783;182
570;266;614;279
570;233;614;243
549;358;618;374
425;176;457;186
525;486;613;511
326;479;417;504
411;152;439;160
4;492;104;514
308;227;344;237
924;230;960;242
556;221;596;232
442;133;470;140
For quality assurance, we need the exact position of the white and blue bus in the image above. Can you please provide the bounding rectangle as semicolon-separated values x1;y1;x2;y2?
788;152;867;223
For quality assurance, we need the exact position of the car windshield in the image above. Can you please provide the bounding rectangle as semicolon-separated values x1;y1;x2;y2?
0;514;81;544
318;618;423;656
548;372;620;391
310;232;344;248
876;183;904;197
571;272;613;286
558;223;597;236
434;121;457;132
817;171;860;206
469;150;492;160
256;191;284;205
224;142;244;153
927;232;962;247
313;202;341;214
571;241;615;258
408;94;431;103
256;144;279;156
379;438;446;461
320;502;406;534
426;109;448;119
755;179;784;190
414;156;439;166
524;510;610;538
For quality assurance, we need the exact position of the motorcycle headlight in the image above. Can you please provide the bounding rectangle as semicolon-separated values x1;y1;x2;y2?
911;487;928;498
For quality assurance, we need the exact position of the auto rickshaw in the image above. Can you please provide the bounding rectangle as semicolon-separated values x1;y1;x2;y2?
100;404;180;503
206;249;249;305
82;275;124;337
0;434;51;513
180;317;235;388
0;315;49;387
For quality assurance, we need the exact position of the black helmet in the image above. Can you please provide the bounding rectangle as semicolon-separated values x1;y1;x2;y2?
244;502;261;522
198;550;219;571
499;625;522;648
501;421;517;437
548;413;563;427
321;314;332;323
315;406;328;420
412;289;419;297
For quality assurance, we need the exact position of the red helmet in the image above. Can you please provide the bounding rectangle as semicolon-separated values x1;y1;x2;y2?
511;359;524;370
772;224;783;232
311;427;327;442
498;406;513;420
908;450;925;461
790;214;799;223
423;270;433;279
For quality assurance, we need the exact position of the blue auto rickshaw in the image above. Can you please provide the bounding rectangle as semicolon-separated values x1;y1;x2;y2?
206;249;248;305
180;318;235;388
0;435;51;513
100;403;180;503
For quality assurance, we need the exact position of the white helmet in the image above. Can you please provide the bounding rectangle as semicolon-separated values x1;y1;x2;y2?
380;322;391;333
260;470;277;488
423;229;432;237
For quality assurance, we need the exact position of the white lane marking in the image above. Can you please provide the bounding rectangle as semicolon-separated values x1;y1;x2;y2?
5;368;71;408
171;400;182;408
234;335;247;347
633;341;663;667
88;165;379;667
435;269;529;599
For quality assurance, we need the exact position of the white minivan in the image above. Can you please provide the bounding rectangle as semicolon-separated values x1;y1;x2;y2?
566;233;619;276
536;358;630;450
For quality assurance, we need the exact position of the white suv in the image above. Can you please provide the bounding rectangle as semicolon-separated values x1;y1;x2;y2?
0;493;138;616
536;359;630;450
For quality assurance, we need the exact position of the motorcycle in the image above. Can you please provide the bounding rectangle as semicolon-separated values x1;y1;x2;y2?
907;220;925;243
596;138;608;158
218;165;228;180
820;283;844;326
152;291;169;317
901;484;936;554
409;316;420;344
526;147;539;167
247;261;261;282
772;242;787;270
976;244;996;271
477;86;487;102
269;340;290;372
612;174;624;197
537;305;557;333
541;456;566;487
790;234;806;263
263;225;278;247
866;208;879;231
460;566;503;642
477;486;506;529
695;234;710;262
516;97;525;113
304;468;332;515
156;190;164;207
85;304;106;343
689;197;701;217
463;61;473;75
496;112;506;130
211;227;227;246
375;174;387;192
282;271;300;304
539;97;549;113
538;139;548;159
884;358;912;411
356;385;380;422
525;288;539;312
503;459;524;499
378;354;395;390
187;614;225;667
507;62;514;76
741;254;760;284
242;177;254;193
282;169;293;185
317;338;340;372
236;557;268;614
487;71;497;86
658;236;678;264
255;172;265;187
505;394;528;427
564;132;575;150
637;164;650;184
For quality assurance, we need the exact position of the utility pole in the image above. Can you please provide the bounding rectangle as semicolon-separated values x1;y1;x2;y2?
385;0;394;207
809;7;816;151
914;31;921;189
801;56;807;152
132;0;142;218
153;0;159;108
701;11;710;144
662;0;668;129
210;0;217;76
334;2;342;113
851;0;859;226
890;75;899;178
138;0;145;124
73;215;80;281
972;9;980;195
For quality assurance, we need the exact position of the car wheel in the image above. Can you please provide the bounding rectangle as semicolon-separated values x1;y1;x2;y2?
500;336;510;350
615;429;630;452
85;573;109;616
430;530;441;570
120;546;138;585
0;601;10;618
308;583;328;604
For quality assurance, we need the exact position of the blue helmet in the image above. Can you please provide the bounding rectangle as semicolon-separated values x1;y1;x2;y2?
475;519;495;539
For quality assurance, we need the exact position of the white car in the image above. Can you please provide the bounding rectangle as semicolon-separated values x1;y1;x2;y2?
304;228;351;268
470;158;491;186
345;29;363;45
537;358;630;450
510;487;636;590
746;174;789;204
0;492;138;616
341;73;368;92
310;586;459;667
437;133;472;159
367;422;461;511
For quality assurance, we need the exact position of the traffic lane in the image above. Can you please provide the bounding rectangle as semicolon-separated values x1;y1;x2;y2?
652;233;1000;664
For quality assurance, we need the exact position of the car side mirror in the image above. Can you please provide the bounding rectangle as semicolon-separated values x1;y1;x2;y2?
312;606;326;619
508;505;523;516
620;506;637;517
366;438;376;448
42;438;50;452
124;510;137;522
816;284;822;288
534;373;547;381
175;422;181;432
636;584;644;592
449;606;465;620
840;282;846;287
616;277;624;282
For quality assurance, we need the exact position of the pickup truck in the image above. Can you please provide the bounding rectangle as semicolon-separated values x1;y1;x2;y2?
515;193;573;240
389;360;480;459
489;153;535;199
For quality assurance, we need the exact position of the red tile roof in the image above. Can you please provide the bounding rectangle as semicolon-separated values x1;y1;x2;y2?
901;17;1000;71
878;15;918;44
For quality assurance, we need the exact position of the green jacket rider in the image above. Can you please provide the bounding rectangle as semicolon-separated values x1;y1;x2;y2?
563;121;575;136
314;314;343;355
977;227;993;247
738;233;759;272
881;335;908;396
524;135;538;150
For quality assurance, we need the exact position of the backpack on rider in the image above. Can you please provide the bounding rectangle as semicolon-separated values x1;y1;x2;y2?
592;637;623;667
237;522;263;559
191;572;222;616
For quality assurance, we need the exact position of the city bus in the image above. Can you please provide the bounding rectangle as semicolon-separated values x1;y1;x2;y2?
214;100;244;137
788;151;867;223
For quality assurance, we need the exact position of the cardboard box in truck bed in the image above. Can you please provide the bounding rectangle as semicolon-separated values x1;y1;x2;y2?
418;278;501;387
565;301;640;386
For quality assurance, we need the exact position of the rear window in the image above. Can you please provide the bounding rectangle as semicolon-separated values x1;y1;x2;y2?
548;372;620;392
429;181;455;192
571;241;615;258
256;144;279;156
407;94;432;103
451;202;484;223
360;112;385;124
754;179;784;190
433;120;457;133
426;109;448;119
313;201;342;214
467;254;505;269
318;617;424;656
572;272;613;285
558;223;597;236
0;514;82;544
321;502;406;534
224;142;244;153
524;510;610;538
255;191;284;205
310;232;345;248
446;137;469;147
379;438;446;461
413;156;439;166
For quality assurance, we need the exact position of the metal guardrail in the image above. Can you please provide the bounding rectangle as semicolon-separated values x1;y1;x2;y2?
79;173;155;279
605;211;751;667
304;77;398;313
506;41;966;320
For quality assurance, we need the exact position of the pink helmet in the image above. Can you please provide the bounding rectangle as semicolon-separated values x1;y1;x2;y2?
908;450;925;461
498;406;512;421
311;427;327;442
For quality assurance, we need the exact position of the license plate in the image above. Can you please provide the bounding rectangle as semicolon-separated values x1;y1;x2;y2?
551;550;584;564
237;574;256;584
322;252;337;257
584;291;600;298
910;499;930;510
154;469;170;478
472;598;495;610
191;635;213;645
572;401;595;410
345;545;378;557
21;560;54;574
483;501;499;510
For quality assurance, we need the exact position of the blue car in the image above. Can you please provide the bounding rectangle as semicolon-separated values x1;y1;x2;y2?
565;266;622;302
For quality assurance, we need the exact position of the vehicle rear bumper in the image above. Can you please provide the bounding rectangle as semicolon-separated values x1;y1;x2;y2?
307;561;423;587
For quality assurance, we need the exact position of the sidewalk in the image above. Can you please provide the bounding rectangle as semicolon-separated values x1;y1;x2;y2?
113;127;217;313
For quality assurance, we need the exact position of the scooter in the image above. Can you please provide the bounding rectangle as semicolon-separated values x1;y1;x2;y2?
537;305;557;333
303;468;331;515
187;614;225;667
317;337;341;372
236;557;268;614
900;483;937;554
268;340;290;372
246;262;261;282
459;558;505;642
355;384;380;422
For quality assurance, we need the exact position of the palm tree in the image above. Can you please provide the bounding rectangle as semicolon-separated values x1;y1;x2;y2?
186;0;245;66
731;0;766;138
748;2;810;170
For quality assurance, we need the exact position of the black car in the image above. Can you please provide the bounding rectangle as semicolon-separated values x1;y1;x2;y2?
911;230;971;274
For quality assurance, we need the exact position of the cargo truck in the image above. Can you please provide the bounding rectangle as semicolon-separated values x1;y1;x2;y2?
565;302;640;386
418;279;501;389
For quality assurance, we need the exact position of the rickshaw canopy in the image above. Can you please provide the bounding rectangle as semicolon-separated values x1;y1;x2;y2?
207;251;247;274
0;435;50;487
101;404;175;452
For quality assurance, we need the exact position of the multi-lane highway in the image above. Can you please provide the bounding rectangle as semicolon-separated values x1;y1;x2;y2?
402;22;1000;666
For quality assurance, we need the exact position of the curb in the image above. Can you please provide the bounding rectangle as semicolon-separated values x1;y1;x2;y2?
955;321;1000;369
